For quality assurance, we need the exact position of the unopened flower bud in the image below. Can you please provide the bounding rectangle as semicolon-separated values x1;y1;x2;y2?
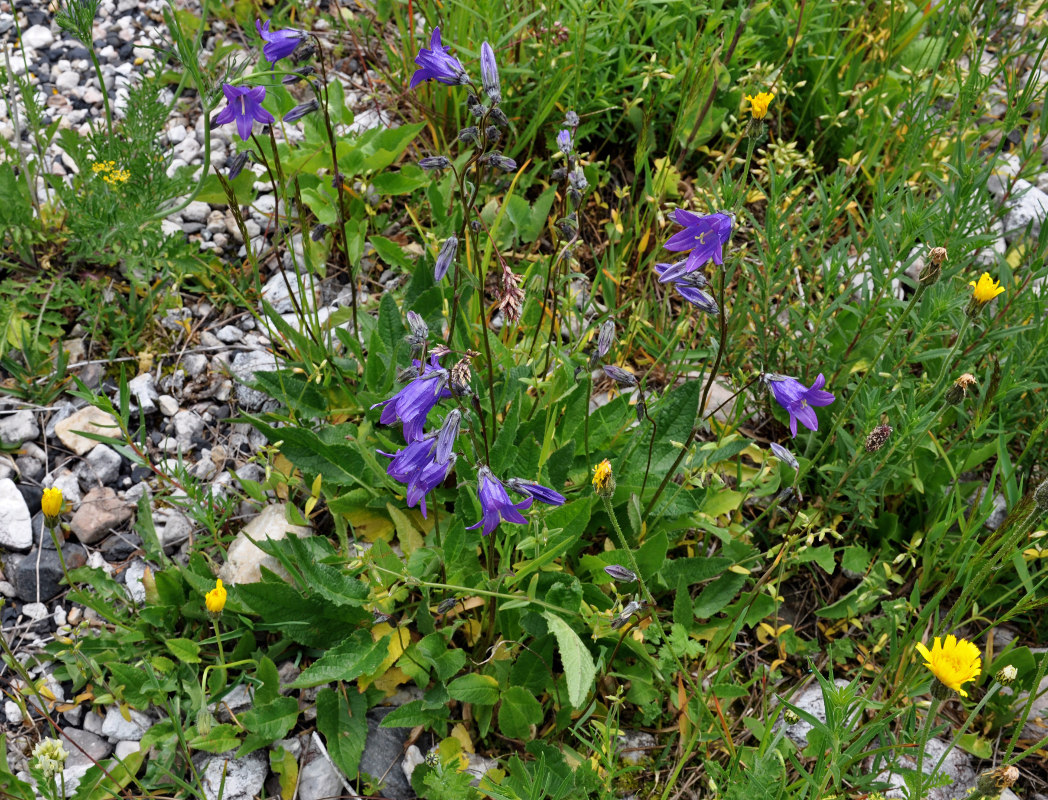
995;664;1018;686
227;150;251;181
458;126;480;144
769;442;799;470
568;168;588;191
636;394;646;423
488;107;509;127
467;94;487;118
551;166;567;181
568;187;582;208
310;223;328;242
604;565;637;582
486;152;516;171
596;319;615;359
480;41;501;105
603;365;637;388
918;246;947;286
435;410;461;465
485;125;500;143
282;65;315;84
405;310;428;355
434;236;458;282
782;708;800;725
419;156;451;171
564;110;579;127
945;373;977;405
437;597;458;615
284;98;320;123
864;424;893;453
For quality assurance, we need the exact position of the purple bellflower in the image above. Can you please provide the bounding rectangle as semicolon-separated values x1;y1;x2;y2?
371;355;451;442
769;442;799;470
764;373;835;437
380;438;455;518
410;28;469;88
664;210;733;269
479;41;501;104
556;129;573;155
506;478;566;506
467;467;531;536
256;19;306;64
212;84;275;141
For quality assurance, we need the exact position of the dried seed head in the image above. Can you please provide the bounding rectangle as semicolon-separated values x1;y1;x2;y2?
918;245;948;287
864;424;893;453
929;246;948;266
975;766;1019;795
450;356;474;397
405;310;429;355
945;373;978;405
495;262;525;323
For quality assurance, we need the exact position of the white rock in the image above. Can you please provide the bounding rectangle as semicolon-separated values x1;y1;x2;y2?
167;124;187;144
874;735;976;800
158;395;180;416
778;679;855;746
0;478;33;551
215;325;244;343
54;407;120;456
55;71;80;91
123;559;148;604
182;201;211;223
219;504;311;585
200;751;267;800
988;176;1048;242
261;271;317;314
50;469;82;508
172;410;205;449
114;740;140;760
127;373;159;414
298;736;344;800
22;25;55;49
0;410;40;446
230;350;279;411
22;602;48;620
101;706;152;741
4;700;23;725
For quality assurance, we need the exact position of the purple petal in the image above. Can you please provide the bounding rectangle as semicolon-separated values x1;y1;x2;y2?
236;113;253;141
793;404;819;433
664;228;700;251
211;105;236;126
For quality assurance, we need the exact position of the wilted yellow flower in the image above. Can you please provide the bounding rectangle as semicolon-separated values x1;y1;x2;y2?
592;459;614;497
916;634;981;698
969;273;1005;304
205;579;227;615
41;487;64;521
745;91;775;120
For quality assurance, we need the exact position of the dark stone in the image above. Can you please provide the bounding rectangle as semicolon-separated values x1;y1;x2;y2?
31;514;59;549
12;544;87;603
18;484;43;515
106;32;121;47
361;708;414;800
118;43;132;60
25;11;46;25
67;47;90;60
211;405;231;420
15;456;44;482
131;465;151;482
100;531;142;562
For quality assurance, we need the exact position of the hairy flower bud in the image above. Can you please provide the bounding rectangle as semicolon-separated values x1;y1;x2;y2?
486;152;517;172
918;246;947;286
405;310;428;356
995;664;1018;686
467;93;487;119
418;155;451;171
434;236;458;282
945;373;977;405
227;150;252;181
551;166;567;181
864;424;893;453
485;125;501;143
769;442;799;470
488;107;509;127
435;410;461;465
604;564;637;582
568;168;588;191
597;319;615;359
310;223;328;242
282;65;315;84
564;110;579;127
437;597;459;615
603;365;638;388
458;126;480;144
480;41;501;104
782;708;800;725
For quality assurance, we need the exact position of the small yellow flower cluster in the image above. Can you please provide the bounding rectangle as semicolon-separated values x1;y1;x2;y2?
92;160;130;185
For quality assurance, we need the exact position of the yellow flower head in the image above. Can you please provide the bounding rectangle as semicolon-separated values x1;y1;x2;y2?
41;487;64;521
205;579;227;615
592;459;614;497
745;91;775;120
916;634;981;697
969;273;1004;304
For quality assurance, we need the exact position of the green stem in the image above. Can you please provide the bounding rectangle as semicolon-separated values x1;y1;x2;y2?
913;695;942;799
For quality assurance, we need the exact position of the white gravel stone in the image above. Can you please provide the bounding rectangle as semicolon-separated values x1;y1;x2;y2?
55;407;119;456
200;751;268;800
167;124;187;144
183;353;208;378
22;602;49;620
101;706;152;741
0;478;33;552
55;71;80;91
127;373;159;414
230;350;279;410
78;443;123;487
123;559;148;604
215;325;244;343
0;410;40;446
50;469;82;508
988;176;1048;242
172;410;205;448
4;700;23;725
157;395;180;416
182;201;211;223
114;740;140;760
219;504;311;585
22;25;55;50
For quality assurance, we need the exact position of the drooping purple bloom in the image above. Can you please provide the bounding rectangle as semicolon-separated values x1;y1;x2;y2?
435;410;461;465
371;355;451;442
769;442;799;470
603;365;637;387
663;210;733;269
673;283;719;315
434;236;458;281
284;99;319;123
256;19;306;64
409;28;468;89
211;84;275;141
764;373;835;438
604;564;637;582
506;478;566;506
379;438;455;518
467;467;532;536
479;41;501;104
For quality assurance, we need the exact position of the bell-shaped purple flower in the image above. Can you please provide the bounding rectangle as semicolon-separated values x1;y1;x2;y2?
673;283;719;315
556;129;573;156
371;355;451;442
256;19;306;64
434;236;458;281
663;210;733;269
480;41;501;104
467;467;532;536
506;478;566;506
211;84;275;141
769;442;799;470
764;373;835;437
380;438;455;518
410;28;469;88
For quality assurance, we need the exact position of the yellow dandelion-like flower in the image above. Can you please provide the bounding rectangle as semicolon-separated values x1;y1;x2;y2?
745;91;775;120
916;634;981;698
592;459;614;497
205;579;227;615
968;273;1004;304
41;487;64;522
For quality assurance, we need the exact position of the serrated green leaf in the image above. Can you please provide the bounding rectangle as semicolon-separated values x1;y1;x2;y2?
498;686;543;740
447;673;500;705
316;688;368;778
164;638;201;664
291;631;390;688
543;613;595;709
